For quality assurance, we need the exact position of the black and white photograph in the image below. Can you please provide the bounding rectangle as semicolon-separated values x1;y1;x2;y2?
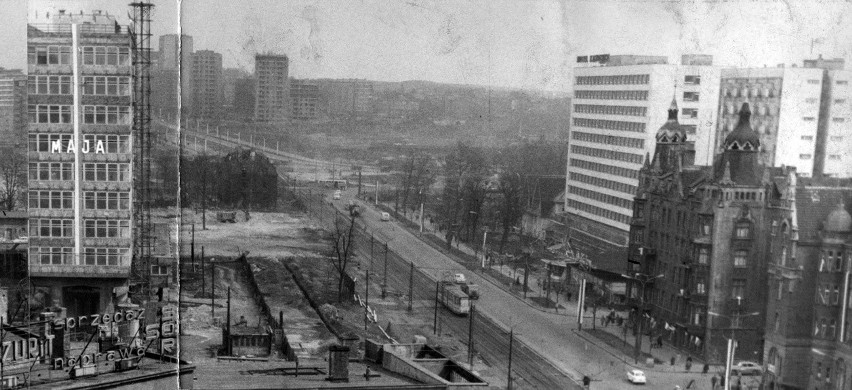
1;0;851;389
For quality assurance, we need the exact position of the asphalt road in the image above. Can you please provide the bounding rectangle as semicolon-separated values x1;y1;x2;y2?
288;181;722;390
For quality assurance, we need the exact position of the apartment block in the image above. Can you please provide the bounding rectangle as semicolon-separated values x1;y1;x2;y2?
189;50;222;120
290;78;319;121
254;54;289;125
27;11;133;317
0;68;28;147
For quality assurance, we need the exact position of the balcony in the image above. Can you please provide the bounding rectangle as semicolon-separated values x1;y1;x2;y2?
30;263;130;278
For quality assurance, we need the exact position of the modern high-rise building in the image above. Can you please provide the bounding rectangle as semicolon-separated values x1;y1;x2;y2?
157;34;192;71
0;68;28;147
232;77;255;121
566;54;721;267
27;11;134;316
188;50;222;120
290;79;319;121
717;65;825;178
254;54;289;124
319;79;375;119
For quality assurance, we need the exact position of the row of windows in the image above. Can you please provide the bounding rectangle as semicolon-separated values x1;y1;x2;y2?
84;163;131;182
30;219;73;238
721;85;778;99
681;108;698;118
570;158;638;179
817;284;842;306
570;145;644;164
574;90;649;101
83;76;131;96
82;46;131;66
573;118;646;133
84;220;130;238
84;192;131;210
28;76;71;95
819;250;846;273
570;171;637;196
84;106;131;125
28;191;72;209
28;75;130;97
28;105;71;123
33;247;129;266
575;74;650;85
28;46;71;65
567;199;631;225
28;162;73;181
29;134;131;154
683;92;700;102
573;104;647;117
572;131;645;149
814;318;839;341
570;186;633;210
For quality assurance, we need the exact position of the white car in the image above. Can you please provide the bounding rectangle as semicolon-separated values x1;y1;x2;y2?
626;369;646;384
380;212;391;221
732;361;763;376
453;273;467;284
333;190;341;200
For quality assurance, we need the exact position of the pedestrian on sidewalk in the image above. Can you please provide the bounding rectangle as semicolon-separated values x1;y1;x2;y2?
657;335;663;348
702;363;709;374
670;355;676;366
711;374;718;389
685;355;692;371
567;291;572;301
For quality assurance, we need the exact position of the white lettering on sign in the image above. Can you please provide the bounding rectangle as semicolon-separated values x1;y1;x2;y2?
49;140;107;154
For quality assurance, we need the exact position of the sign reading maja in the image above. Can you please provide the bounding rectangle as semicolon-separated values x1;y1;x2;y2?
49;139;111;154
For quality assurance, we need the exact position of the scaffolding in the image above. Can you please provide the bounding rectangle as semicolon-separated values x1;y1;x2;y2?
129;2;154;297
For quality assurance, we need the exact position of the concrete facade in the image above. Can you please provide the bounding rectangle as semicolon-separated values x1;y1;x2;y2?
0;68;27;147
253;54;289;125
189;50;222;121
27;11;133;317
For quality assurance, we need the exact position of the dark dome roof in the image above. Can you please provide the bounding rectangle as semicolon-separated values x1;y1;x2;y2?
724;103;761;151
825;202;852;233
656;98;686;143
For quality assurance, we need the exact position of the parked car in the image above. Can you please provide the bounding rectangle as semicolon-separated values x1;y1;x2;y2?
380;212;391;221
732;361;763;376
453;273;467;284
626;369;646;384
333;190;341;200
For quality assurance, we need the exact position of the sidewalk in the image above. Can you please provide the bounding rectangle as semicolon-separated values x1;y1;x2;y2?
373;200;724;375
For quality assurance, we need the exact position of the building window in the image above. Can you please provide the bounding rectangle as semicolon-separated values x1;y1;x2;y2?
28;105;72;124
837;80;849;85
803;117;816;121
82;76;131;96
28;162;74;181
28;190;73;209
801;135;814;141
731;279;746;300
27;45;71;65
84;220;130;238
83;163;131;182
696;282;706;294
684;75;701;85
83;192;131;211
836;99;847;104
82;106;131;125
683;92;700;102
832;285;841;305
151;265;169;276
734;250;748;267
833;118;846;123
800;154;813;160
82;46;130;66
31;247;73;265
806;98;819;104
829;155;842;161
830;136;844;142
735;223;751;238
807;79;821;84
29;219;73;238
83;247;129;266
681;108;699;118
775;313;780;332
697;248;709;264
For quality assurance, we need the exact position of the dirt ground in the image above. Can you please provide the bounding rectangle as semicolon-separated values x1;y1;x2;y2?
177;197;502;388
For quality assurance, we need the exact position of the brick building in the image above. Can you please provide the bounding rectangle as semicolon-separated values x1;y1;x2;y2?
629;101;792;363
27;11;133;316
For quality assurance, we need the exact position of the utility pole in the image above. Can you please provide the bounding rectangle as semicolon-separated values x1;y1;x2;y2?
468;302;475;368
434;281;440;334
190;223;195;265
408;261;414;311
201;253;206;295
364;272;370;331
507;328;514;390
375;180;379;206
577;278;586;330
226;287;232;355
211;264;216;321
382;243;388;299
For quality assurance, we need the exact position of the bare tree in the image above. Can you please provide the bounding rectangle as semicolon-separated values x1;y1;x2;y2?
0;147;27;211
440;143;487;249
329;213;357;303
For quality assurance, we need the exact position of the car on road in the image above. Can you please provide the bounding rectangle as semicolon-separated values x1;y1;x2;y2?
333;190;341;200
453;273;467;284
626;369;646;384
732;361;763;376
380;212;391;221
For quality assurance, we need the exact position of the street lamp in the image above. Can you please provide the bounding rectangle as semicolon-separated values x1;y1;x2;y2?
708;310;761;390
621;273;665;363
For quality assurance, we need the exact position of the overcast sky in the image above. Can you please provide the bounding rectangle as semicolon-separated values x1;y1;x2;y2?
1;0;850;91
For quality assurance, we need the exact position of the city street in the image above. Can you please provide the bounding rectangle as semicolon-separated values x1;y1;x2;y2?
295;181;722;390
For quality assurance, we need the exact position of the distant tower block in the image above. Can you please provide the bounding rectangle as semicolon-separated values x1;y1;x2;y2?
254;54;289;126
